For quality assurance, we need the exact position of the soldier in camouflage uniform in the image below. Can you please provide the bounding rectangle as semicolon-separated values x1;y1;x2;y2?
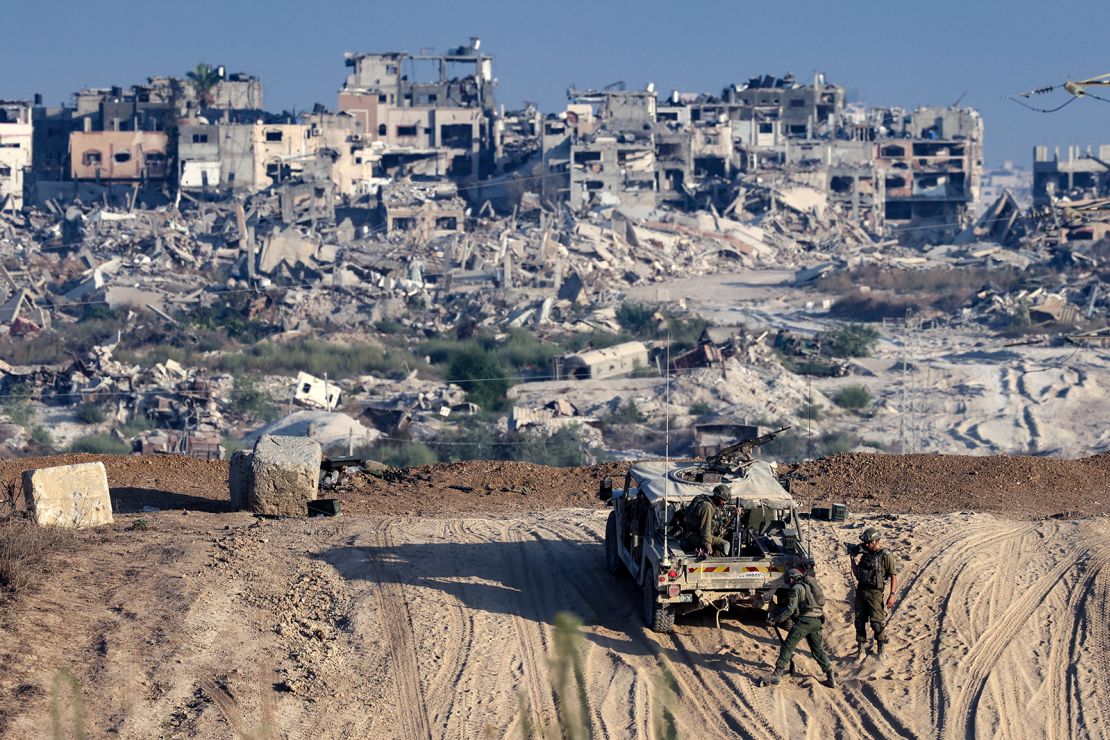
684;484;731;557
765;567;836;688
851;527;898;657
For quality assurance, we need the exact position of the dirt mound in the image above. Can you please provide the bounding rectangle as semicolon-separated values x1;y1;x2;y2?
0;453;229;516
337;459;632;515
783;451;1110;517
2;449;1109;519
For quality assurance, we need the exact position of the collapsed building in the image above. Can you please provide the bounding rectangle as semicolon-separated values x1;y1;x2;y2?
539;74;982;245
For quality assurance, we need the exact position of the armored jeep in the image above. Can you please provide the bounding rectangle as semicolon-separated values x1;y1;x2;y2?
600;432;812;632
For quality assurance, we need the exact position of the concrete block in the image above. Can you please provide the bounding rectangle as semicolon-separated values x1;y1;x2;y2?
22;462;113;528
229;450;254;510
247;435;322;516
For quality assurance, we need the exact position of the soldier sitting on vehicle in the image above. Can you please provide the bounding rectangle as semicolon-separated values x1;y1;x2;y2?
766;568;836;688
684;484;732;558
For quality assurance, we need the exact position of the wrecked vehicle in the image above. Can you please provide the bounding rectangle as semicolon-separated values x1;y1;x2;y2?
600;430;812;632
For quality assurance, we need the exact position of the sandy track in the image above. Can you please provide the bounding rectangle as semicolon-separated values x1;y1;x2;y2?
2;509;1110;738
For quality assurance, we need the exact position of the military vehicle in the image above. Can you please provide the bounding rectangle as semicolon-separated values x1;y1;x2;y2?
600;429;813;632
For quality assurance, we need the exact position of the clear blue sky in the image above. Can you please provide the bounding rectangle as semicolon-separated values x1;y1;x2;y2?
2;0;1106;166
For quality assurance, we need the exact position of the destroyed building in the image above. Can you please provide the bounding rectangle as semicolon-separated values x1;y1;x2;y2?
0;101;32;212
534;73;981;245
1033;145;1110;207
338;38;497;182
69;130;170;182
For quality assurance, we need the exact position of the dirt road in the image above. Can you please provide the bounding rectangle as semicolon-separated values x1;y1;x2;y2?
2;505;1108;738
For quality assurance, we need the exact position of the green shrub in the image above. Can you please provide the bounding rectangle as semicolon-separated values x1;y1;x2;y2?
75;403;107;425
616;303;657;336
373;319;406;335
490;329;561;373
30;426;53;448
447;348;511;411
1;400;33;427
189;302;274;344
218;338;423;380
227;376;278;421
796;403;823;422
68;434;131;455
422;329;560;378
688;400;714;417
608;400;647;425
759;428;862;462
665;314;710;353
820;323;880;358
360;440;437;468
832;385;873;410
512;425;592;467
119;415;154;438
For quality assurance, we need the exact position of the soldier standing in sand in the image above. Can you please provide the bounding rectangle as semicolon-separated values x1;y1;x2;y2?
851;527;898;658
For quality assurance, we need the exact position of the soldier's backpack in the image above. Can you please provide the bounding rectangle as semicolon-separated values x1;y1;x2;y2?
799;575;825;616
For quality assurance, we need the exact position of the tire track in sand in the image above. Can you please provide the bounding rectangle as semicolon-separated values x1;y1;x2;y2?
1064;541;1110;738
942;534;1098;740
504;522;559;734
426;519;478;736
534;516;781;740
922;522;1034;735
1042;542;1108;740
366;521;432;740
528;517;767;739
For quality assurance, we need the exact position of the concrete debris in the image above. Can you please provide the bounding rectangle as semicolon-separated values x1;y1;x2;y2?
22;461;113;527
246;434;322;517
250;410;379;451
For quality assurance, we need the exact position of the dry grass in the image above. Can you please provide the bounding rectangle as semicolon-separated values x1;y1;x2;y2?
0;515;73;600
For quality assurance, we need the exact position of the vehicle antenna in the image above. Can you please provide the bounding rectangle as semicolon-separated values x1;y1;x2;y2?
663;335;671;563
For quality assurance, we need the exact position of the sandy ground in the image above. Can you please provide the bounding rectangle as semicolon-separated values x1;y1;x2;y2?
2;503;1109;739
627;269;1110;459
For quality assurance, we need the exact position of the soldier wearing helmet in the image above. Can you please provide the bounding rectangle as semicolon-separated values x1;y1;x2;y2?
765;567;835;688
684;484;732;559
851;527;898;658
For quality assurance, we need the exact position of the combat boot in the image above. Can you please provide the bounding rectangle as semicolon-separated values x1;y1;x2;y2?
824;670;837;689
854;642;867;660
875;641;886;657
765;670;784;686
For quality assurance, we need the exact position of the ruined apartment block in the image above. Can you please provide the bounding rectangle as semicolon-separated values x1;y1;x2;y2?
540;71;981;245
0;101;32;212
338;38;495;182
69;130;169;182
1033;145;1110;207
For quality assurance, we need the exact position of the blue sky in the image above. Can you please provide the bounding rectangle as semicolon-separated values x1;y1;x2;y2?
2;0;1106;166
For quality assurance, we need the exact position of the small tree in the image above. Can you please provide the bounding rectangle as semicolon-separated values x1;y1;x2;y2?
447;348;511;411
186;63;220;107
820;323;880;358
616;303;657;337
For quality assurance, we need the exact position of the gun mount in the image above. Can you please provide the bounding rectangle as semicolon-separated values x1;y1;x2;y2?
707;426;791;471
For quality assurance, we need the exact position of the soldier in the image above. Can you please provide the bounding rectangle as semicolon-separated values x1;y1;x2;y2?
685;484;731;558
765;568;835;688
851;527;898;658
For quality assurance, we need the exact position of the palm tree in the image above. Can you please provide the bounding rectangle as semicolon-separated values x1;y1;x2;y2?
186;63;220;108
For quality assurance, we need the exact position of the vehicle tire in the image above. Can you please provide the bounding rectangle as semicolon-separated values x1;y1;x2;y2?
604;511;624;577
642;576;676;633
